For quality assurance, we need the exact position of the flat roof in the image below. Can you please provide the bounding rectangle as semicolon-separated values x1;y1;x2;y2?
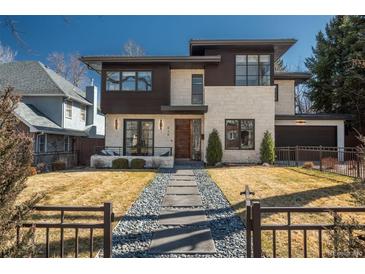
80;55;221;72
161;105;208;114
274;71;311;84
190;39;297;60
276;114;353;121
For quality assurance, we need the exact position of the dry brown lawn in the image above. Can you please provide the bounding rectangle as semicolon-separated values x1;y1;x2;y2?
208;166;364;258
17;169;156;258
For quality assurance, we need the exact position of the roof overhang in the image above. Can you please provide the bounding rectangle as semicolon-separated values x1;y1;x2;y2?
80;56;221;72
161;105;208;114
274;72;311;85
275;114;354;121
29;126;88;136
189;39;297;60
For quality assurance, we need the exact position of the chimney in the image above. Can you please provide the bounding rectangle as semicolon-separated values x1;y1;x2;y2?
86;85;98;126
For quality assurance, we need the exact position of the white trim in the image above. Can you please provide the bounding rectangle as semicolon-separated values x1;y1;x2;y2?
65;100;73;119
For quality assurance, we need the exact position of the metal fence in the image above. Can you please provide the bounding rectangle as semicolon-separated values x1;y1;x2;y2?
17;202;114;258
243;185;365;258
276;146;365;179
94;146;173;157
33;151;78;169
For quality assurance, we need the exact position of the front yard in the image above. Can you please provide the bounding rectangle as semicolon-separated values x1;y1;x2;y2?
17;169;156;257
208;166;362;257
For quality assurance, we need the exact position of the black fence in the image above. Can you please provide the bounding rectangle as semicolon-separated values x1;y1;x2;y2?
94;146;172;157
33;151;78;169
276;146;365;179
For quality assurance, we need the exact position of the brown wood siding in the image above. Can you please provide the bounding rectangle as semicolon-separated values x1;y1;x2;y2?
204;47;274;86
275;126;337;147
74;137;105;166
175;119;191;159
101;63;170;114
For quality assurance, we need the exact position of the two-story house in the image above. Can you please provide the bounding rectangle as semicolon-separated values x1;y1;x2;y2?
81;39;349;167
0;61;105;167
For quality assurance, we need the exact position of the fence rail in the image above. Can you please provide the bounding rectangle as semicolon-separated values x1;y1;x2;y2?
17;202;114;258
276;146;365;179
33;151;78;169
94;146;173;157
242;185;365;258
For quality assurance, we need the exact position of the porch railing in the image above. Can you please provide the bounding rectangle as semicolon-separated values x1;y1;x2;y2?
33;151;78;169
94;146;173;157
276;146;364;179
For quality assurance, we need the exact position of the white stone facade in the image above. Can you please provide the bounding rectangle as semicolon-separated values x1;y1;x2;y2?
90;155;174;169
274;80;295;115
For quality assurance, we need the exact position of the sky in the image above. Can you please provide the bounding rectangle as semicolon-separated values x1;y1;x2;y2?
0;15;333;88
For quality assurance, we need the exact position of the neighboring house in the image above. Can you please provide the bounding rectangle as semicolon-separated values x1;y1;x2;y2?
81;39;350;166
0;61;105;167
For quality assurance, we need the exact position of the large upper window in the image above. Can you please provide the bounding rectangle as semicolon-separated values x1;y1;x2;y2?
106;71;152;91
225;119;255;150
192;74;204;104
235;55;271;86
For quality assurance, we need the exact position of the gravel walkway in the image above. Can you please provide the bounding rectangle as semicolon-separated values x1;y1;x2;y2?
112;165;246;258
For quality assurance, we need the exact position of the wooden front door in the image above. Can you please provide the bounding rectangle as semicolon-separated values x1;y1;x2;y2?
175;119;191;159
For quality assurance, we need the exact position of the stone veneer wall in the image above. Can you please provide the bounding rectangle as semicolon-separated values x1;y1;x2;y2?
90;155;174;169
204;86;276;163
274;80;295;115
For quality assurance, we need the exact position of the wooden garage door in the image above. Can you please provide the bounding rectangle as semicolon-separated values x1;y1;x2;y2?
275;126;337;147
175;119;191;159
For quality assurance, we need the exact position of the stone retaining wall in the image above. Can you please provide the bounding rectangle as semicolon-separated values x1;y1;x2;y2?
90;155;174;169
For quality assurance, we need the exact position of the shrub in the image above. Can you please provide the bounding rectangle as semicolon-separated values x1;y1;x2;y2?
131;158;146;169
260;130;275;164
28;166;37;176
206;129;223;166
52;160;66;171
322;157;338;170
303;161;314;169
112;158;129;169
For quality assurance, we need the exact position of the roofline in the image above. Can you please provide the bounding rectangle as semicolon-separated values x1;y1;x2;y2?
80;55;221;63
275;114;354;121
274;71;311;85
20;94;92;105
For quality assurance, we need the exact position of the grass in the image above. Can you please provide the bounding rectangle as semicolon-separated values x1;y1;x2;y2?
208;166;364;258
17;168;156;258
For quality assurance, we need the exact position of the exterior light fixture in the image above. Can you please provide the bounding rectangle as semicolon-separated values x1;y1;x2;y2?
295;120;306;125
159;119;164;131
115;119;118;130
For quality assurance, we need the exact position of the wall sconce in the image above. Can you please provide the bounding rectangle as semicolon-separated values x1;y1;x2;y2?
114;119;119;130
295;120;306;125
159;119;164;131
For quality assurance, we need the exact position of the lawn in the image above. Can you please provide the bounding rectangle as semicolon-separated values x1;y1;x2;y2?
17;169;156;258
208;166;363;257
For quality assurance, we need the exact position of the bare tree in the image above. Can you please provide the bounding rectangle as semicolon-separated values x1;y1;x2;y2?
122;39;145;56
295;84;313;113
0;42;16;63
274;58;287;72
47;52;88;88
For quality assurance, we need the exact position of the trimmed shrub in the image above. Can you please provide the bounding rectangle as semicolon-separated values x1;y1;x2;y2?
322;157;338;170
260;130;275;164
52;160;66;171
131;158;146;169
303;161;314;169
112;158;129;169
206;129;223;166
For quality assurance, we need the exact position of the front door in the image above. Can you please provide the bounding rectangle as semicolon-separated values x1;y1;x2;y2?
175;119;191;159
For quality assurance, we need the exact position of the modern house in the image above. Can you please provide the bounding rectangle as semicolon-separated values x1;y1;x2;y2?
81;39;350;167
0;61;105;167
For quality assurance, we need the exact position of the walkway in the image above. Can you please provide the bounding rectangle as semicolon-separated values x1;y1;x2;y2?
112;164;246;257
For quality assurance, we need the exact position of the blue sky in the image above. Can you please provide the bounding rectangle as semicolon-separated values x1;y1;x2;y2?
0;15;332;87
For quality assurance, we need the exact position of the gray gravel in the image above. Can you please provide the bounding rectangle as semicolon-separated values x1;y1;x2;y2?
112;166;246;258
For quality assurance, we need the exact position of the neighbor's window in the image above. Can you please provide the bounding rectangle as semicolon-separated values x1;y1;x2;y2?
65;100;72;119
235;55;271;86
64;136;70;152
80;105;86;121
225;119;255;150
37;134;46;153
275;84;279;102
192;74;204;104
106;71;152;91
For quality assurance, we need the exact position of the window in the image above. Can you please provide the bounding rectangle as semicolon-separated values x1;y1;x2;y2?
192;74;204;104
64;136;70;152
225;119;255;150
235;55;271;86
106;71;152;91
275;84;279;102
37;134;46;153
124;120;154;156
65;100;72;119
80;105;86;121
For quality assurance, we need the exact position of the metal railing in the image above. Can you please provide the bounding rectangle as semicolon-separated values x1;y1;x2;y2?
276;146;365;179
242;185;365;258
94;146;173;157
33;151;78;169
17;202;114;258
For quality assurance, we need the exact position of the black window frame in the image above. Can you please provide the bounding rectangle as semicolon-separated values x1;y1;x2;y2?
105;70;153;92
191;74;204;105
123;119;155;156
235;54;272;86
225;119;255;150
274;84;279;102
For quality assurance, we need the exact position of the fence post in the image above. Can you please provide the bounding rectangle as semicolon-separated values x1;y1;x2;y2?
287;147;290;166
246;202;252;258
295;145;299;167
319;145;323;171
357;153;361;178
103;202;113;258
252;201;262;258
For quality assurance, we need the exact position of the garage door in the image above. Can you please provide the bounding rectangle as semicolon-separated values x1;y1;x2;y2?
275;126;337;147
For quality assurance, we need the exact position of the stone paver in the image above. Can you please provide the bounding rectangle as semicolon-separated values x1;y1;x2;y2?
175;170;194;176
162;194;203;207
149;227;216;254
170;175;195;181
158;208;207;225
169;180;197;187
166;186;200;195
